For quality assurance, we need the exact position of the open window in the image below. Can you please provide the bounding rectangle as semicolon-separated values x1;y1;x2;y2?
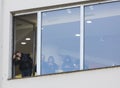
13;13;37;78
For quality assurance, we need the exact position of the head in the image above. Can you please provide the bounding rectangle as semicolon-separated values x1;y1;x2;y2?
15;51;22;57
48;56;55;63
64;56;71;63
26;53;30;57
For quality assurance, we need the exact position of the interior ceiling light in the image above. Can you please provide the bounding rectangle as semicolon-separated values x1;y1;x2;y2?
21;42;27;45
25;38;31;41
86;20;92;24
75;34;80;37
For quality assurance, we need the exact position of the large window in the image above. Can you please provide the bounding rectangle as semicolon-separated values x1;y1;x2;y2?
85;1;120;69
41;7;80;75
12;1;120;78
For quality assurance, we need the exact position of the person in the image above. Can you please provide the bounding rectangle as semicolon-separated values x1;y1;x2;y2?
61;56;74;72
13;51;33;77
46;56;58;74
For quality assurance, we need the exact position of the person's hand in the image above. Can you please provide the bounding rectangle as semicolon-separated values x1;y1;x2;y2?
16;57;21;60
13;55;16;59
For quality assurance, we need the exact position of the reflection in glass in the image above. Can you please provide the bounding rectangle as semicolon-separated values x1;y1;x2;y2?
41;7;80;75
85;2;120;69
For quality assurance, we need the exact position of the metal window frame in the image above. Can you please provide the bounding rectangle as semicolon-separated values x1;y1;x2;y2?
36;0;120;75
80;5;84;70
37;5;83;75
11;0;120;78
36;12;42;75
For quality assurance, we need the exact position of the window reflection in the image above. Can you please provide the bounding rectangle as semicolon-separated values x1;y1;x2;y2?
85;2;120;69
41;7;80;75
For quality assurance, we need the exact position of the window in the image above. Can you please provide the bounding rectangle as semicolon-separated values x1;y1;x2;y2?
12;1;120;79
85;1;120;69
13;14;37;78
41;7;80;75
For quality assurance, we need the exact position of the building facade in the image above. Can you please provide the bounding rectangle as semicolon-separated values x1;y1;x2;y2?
0;0;120;88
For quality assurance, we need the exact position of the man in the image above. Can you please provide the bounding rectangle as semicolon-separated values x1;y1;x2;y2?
13;51;33;77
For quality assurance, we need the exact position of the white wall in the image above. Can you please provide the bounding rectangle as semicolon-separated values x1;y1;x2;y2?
3;67;120;88
1;0;120;88
0;0;3;88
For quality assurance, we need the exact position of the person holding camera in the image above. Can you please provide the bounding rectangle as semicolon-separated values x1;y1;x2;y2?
13;51;33;77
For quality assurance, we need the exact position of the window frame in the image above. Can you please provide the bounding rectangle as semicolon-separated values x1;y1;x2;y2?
84;1;120;69
11;0;120;79
37;6;83;75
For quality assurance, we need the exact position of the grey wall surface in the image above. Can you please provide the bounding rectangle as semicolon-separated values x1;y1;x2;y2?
0;0;3;87
1;0;120;88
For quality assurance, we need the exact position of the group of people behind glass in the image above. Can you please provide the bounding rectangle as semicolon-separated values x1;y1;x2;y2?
41;55;80;75
13;51;80;77
41;55;58;74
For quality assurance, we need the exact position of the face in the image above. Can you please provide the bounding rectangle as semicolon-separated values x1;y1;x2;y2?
48;57;54;63
16;52;22;57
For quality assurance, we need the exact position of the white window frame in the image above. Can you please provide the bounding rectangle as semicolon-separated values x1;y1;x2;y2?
36;6;84;75
11;0;120;78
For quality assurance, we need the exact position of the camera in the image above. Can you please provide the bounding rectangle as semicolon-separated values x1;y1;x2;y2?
16;55;19;57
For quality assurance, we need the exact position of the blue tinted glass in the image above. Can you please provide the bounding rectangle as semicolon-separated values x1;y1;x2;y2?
85;2;120;69
41;7;80;75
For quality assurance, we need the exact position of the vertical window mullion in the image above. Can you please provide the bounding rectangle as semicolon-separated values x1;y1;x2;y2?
80;5;84;70
12;16;16;78
36;11;42;75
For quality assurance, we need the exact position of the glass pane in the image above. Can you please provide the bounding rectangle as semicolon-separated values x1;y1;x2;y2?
85;2;120;69
41;7;80;75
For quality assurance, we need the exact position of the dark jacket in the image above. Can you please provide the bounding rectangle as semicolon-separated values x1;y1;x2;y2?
13;53;33;71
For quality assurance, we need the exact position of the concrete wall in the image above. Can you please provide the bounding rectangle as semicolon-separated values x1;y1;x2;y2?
1;0;120;88
0;0;3;88
3;67;120;88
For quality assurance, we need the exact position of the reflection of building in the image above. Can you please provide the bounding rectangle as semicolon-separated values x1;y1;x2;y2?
0;0;120;88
